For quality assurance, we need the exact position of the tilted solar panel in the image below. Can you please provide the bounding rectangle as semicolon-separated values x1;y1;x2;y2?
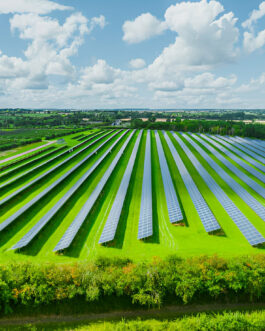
155;131;183;224
138;130;153;240
163;131;220;233
172;132;265;246
54;130;135;252
0;130;121;232
99;130;143;244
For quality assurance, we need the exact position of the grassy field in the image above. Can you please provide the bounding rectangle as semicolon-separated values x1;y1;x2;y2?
0;129;264;263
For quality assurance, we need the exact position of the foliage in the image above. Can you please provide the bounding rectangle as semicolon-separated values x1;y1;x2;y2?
1;255;265;315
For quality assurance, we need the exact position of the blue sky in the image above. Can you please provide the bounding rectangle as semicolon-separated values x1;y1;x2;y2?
0;0;265;109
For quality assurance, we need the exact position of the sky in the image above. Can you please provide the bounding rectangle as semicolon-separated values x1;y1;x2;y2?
1;0;265;109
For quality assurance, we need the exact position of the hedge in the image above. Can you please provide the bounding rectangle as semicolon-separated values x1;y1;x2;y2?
1;255;265;315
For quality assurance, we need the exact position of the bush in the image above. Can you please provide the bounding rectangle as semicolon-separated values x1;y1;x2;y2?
1;255;265;315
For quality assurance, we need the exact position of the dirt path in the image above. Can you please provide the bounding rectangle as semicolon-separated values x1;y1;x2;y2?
0;141;55;165
0;303;265;327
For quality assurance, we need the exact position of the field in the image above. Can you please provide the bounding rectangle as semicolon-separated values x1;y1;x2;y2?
0;129;265;263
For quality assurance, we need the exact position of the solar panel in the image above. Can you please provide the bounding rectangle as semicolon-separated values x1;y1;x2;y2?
0;130;122;232
234;136;265;156
163;131;220;233
0;130;106;191
12;130;131;250
218;136;265;165
155;131;183;224
54;130;135;252
209;135;265;173
138;130;153;240
172;132;265;246
229;136;265;159
243;138;265;152
181;133;265;220
99;130;143;244
0;130;114;206
198;134;265;183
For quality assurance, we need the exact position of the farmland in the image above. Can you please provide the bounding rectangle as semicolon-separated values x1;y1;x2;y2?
0;129;264;263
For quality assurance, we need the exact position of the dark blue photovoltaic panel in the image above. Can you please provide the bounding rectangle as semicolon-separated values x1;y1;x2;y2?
199;134;265;183
209;135;265;173
181;133;265;219
0;130;120;232
155;131;183;223
173;132;265;246
163;131;220;233
12;130;129;250
236;137;265;153
0;130;113;206
233;136;265;158
54;130;135;252
0;130;106;191
138;130;153;240
99;130;143;244
217;136;265;166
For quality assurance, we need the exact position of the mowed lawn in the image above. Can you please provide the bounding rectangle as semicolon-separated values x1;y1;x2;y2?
0;129;265;263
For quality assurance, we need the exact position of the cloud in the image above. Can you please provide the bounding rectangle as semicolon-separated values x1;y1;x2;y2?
242;2;265;29
129;58;146;69
122;13;167;43
0;0;72;15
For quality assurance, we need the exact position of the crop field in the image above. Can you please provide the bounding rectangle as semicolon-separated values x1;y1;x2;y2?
0;129;265;263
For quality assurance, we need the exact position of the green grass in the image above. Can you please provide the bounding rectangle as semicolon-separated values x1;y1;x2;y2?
0;129;264;263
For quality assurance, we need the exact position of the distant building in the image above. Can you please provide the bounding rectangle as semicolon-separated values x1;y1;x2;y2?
111;119;122;126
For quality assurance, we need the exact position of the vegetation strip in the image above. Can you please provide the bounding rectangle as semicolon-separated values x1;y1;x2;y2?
1;255;265;315
0;131;112;206
54;130;134;251
0;131;118;232
12;130;124;249
173;132;265;246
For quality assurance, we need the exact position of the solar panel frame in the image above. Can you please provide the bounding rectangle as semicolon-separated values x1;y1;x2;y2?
163;131;220;233
172;132;265;246
137;130;153;240
98;130;143;244
0;130;122;232
53;130;135;252
155;131;183;224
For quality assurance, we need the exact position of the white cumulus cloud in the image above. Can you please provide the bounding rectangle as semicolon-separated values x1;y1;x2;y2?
129;58;146;69
122;13;167;44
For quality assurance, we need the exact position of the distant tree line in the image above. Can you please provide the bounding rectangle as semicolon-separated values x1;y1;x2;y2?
130;119;265;139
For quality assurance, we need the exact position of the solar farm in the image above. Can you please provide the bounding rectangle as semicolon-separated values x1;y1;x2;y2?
0;129;265;263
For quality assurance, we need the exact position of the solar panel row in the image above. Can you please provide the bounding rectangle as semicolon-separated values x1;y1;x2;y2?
54;130;134;252
12;130;130;250
99;130;143;244
0;130;107;192
209;135;265;173
198;134;265;183
0;130;121;232
230;136;265;159
137;130;153;240
236;137;265;153
155;131;183;224
173;132;265;246
0;145;67;181
0;130;113;206
181;133;265;220
163;131;220;233
218;136;265;165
